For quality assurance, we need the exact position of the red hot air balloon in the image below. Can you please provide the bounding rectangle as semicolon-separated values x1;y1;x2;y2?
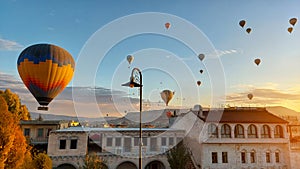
165;22;171;29
17;44;75;110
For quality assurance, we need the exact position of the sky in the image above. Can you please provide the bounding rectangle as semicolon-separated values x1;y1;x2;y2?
1;0;300;118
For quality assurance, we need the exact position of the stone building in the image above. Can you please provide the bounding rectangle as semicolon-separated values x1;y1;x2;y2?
186;107;290;169
20;116;69;151
48;127;185;169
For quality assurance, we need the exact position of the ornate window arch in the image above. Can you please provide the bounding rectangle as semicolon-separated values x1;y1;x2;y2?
261;125;271;138
234;124;245;138
247;124;258;138
221;124;231;138
208;123;218;138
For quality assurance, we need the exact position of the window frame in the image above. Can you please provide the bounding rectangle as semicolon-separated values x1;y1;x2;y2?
222;152;228;163
212;152;218;163
221;124;231;138
70;139;78;149
247;124;258;138
234;124;245;138
208;124;218;138
59;139;66;149
261;125;271;138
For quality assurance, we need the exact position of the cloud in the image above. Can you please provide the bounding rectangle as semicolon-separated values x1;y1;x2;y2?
0;38;23;51
225;85;300;107
0;72;155;117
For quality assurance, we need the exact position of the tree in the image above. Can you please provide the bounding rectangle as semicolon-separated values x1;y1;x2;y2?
0;89;30;120
0;96;31;168
31;153;52;169
167;141;190;169
79;153;107;169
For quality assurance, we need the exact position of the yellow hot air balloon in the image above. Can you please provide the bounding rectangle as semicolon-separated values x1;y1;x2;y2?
287;27;293;33
254;58;261;66
239;20;246;28
127;55;134;64
160;90;175;106
247;93;253;100
17;44;75;110
198;54;205;61
289;18;297;26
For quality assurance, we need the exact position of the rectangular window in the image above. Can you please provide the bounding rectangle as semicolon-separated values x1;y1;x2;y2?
59;140;66;149
24;128;30;136
169;137;174;146
150;138;157;151
266;152;271;163
241;152;246;163
250;152;256;163
222;152;228;163
134;137;139;146
142;137;147;146
124;138;131;152
275;152;280;163
212;152;218;163
115;137;121;147
161;137;166;146
37;128;44;137
70;139;77;149
106;137;112;146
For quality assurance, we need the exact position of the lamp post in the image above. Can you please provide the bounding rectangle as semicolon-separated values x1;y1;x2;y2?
122;68;142;169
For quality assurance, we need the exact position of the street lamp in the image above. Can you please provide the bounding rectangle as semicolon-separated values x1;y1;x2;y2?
122;68;143;169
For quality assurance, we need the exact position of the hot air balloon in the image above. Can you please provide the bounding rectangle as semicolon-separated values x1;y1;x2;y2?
246;27;252;34
289;18;297;26
166;111;173;118
17;44;75;110
197;81;201;86
239;20;246;28
247;93;253;100
287;27;293;33
198;54;205;61
165;22;171;29
199;69;204;74
160;90;175;106
254;58;261;66
127;55;134;67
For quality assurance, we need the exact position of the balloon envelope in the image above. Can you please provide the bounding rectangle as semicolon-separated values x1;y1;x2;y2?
289;18;297;26
287;27;293;33
239;20;246;28
246;28;252;34
127;55;134;64
17;44;75;107
248;93;253;100
254;58;261;66
160;90;174;106
200;69;204;74
198;54;205;61
197;81;201;86
165;22;171;29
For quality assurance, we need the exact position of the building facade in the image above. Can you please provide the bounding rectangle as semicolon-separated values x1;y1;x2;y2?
186;107;290;169
48;127;185;169
20;117;69;151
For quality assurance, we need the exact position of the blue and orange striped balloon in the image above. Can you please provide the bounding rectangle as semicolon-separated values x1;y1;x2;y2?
17;44;75;108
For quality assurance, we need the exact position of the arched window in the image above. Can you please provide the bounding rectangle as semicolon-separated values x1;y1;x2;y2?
247;124;258;138
274;125;284;138
250;150;256;163
221;124;231;138
234;124;245;138
208;124;218;138
261;125;271;138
